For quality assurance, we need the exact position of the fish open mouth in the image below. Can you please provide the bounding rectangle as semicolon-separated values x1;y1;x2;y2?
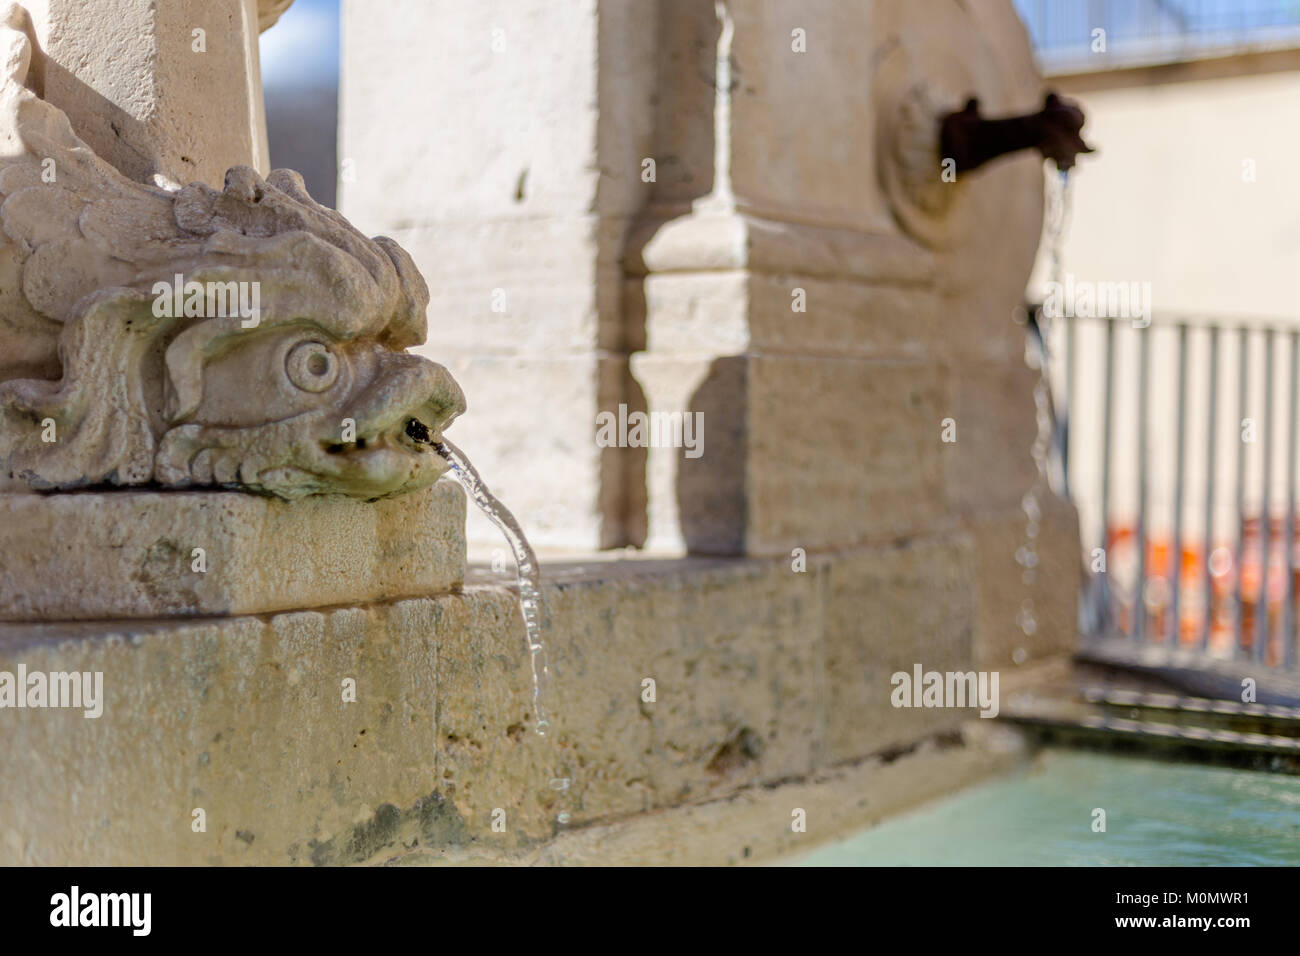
280;351;465;498
317;411;443;457
306;403;456;497
404;417;433;445
315;352;463;458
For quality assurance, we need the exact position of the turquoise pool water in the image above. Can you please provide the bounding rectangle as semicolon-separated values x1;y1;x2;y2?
793;749;1300;866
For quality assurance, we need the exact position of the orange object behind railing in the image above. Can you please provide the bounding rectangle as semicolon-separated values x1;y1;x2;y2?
1103;517;1299;665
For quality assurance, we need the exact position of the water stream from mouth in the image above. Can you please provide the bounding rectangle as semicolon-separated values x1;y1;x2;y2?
428;434;572;825
1015;168;1072;658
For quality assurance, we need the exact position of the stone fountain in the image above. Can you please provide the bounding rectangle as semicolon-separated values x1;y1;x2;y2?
0;0;1081;865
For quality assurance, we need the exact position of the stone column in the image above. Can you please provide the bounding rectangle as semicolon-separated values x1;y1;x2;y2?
22;0;270;186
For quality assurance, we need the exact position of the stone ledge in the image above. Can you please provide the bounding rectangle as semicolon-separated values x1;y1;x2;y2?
0;480;466;621
530;721;1029;866
377;721;1031;865
623;211;937;287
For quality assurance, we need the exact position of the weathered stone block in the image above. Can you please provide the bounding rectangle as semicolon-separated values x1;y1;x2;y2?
0;480;466;621
389;219;627;355
944;358;1041;515
534;721;1028;866
0;599;445;865
747;355;949;554
31;0;270;187
440;557;827;837
340;0;657;226
631;352;949;554
746;273;942;358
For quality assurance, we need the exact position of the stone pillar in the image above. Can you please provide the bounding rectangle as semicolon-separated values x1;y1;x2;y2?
22;0;270;186
340;0;658;551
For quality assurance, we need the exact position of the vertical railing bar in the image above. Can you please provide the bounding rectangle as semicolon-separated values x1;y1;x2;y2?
1136;321;1150;643
1172;323;1188;647
1202;325;1219;653
1234;327;1249;659
1101;317;1117;634
1287;330;1298;670
1258;328;1275;663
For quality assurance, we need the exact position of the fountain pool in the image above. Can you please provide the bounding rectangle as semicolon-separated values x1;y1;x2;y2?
788;749;1300;866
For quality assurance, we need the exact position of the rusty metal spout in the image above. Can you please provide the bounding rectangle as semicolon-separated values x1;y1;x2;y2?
941;92;1095;175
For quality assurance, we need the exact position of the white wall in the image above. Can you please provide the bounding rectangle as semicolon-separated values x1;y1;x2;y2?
1030;64;1300;320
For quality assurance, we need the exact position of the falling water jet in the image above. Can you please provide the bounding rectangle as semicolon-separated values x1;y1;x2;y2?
426;434;553;736
407;422;573;824
1015;168;1074;651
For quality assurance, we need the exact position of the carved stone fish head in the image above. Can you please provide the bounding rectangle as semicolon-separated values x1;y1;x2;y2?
145;168;468;500
0;165;466;500
0;12;466;501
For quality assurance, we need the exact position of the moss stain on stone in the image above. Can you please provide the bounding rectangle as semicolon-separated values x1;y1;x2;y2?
306;790;473;865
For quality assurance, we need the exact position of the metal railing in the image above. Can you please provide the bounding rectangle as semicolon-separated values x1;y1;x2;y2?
1050;312;1300;671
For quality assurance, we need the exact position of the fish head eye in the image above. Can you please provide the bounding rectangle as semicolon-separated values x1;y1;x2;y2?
285;341;339;392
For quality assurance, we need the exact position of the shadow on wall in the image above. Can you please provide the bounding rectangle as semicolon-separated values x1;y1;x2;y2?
678;357;748;554
33;29;213;189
